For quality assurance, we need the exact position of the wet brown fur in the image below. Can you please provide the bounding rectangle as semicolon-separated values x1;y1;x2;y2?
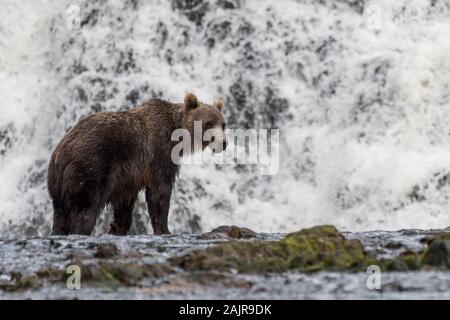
48;93;225;235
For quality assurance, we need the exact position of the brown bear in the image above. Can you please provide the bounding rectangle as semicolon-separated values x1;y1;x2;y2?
47;93;227;236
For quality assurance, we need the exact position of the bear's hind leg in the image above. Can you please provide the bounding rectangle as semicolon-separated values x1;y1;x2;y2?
109;196;137;236
51;201;68;235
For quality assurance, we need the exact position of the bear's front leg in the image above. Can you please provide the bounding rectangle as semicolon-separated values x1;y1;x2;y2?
145;185;171;235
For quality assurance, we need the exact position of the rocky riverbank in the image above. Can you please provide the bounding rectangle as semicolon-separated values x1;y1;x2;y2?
1;225;449;299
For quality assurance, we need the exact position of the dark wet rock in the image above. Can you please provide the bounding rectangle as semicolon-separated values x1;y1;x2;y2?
35;267;64;281
82;262;173;287
420;232;450;245
422;240;450;268
384;241;404;250
174;225;370;273
199;225;257;240
92;243;120;259
419;232;450;268
381;251;422;272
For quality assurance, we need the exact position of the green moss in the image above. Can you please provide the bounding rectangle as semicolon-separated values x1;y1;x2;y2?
172;226;450;274
423;232;450;243
82;262;173;287
172;225;371;273
380;251;422;271
421;240;450;268
418;232;450;268
0;274;41;292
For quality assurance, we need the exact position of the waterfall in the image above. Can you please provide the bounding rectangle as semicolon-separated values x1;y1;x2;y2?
1;0;450;236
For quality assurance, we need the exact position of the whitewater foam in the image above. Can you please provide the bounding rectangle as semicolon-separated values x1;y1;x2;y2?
1;0;450;235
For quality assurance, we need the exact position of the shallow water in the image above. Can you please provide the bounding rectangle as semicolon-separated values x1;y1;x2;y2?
1;229;449;299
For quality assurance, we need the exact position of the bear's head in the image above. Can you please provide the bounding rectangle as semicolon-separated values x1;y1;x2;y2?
183;93;227;153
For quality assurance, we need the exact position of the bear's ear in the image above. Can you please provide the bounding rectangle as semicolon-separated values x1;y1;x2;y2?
213;99;224;112
184;93;199;111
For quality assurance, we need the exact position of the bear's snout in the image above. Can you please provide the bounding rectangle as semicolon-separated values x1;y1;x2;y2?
208;138;227;153
210;136;227;150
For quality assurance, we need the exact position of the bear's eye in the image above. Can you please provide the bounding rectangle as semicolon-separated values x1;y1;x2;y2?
205;122;213;130
222;123;226;130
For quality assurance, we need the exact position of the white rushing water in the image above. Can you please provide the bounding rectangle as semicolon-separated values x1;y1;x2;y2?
1;0;450;236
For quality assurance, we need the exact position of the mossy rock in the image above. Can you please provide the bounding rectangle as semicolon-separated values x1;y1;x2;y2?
81;262;173;287
418;232;450;269
421;239;450;269
0;273;41;292
420;232;450;245
92;243;120;259
199;225;257;240
380;251;422;271
172;225;371;273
